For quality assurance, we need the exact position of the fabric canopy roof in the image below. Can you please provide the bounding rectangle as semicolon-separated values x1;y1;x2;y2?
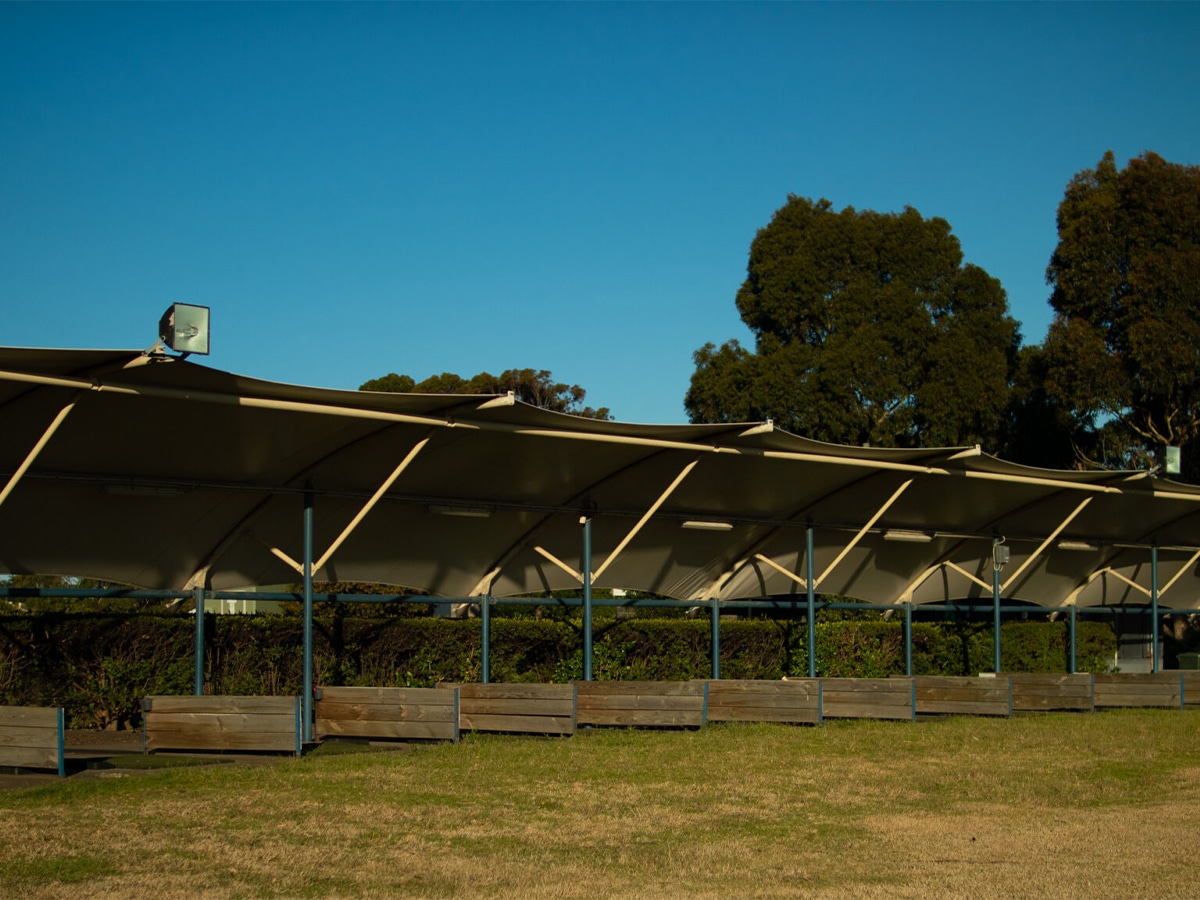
4;347;1200;609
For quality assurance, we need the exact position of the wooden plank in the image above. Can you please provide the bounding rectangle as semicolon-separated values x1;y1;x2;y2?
822;678;912;695
707;688;820;708
145;695;296;715
707;706;821;724
575;681;704;697
0;725;62;749
577;709;703;727
454;697;575;717
146;730;298;753
705;680;819;697
1096;672;1180;683
458;713;576;735
0;745;59;769
822;701;914;720
313;701;457;723
317;719;457;741
449;683;574;702
317;686;449;705
146;712;298;732
821;692;913;705
0;706;59;729
146;726;297;752
574;694;704;712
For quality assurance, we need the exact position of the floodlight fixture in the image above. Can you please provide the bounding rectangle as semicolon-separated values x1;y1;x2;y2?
1057;540;1098;552
158;303;210;356
429;505;491;518
882;529;933;543
1165;446;1182;476
681;520;734;532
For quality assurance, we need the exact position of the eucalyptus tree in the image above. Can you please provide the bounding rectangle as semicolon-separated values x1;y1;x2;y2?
1042;151;1200;476
361;367;611;420
687;195;1019;449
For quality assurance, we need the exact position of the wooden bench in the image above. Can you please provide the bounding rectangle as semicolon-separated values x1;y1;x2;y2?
1093;673;1183;709
912;676;1011;717
704;679;821;726
1003;673;1094;712
575;680;706;728
440;683;576;736
143;695;302;755
315;686;459;743
0;705;66;776
820;678;915;721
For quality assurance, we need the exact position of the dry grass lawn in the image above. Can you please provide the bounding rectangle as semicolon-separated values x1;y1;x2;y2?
2;709;1198;898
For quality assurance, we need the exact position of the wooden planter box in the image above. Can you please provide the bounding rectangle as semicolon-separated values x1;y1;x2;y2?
0;705;65;776
441;683;576;736
704;679;822;726
912;676;1012;717
315;686;459;743
575;680;706;728
820;678;916;721
143;695;302;755
1092;673;1182;709
1003;673;1095;712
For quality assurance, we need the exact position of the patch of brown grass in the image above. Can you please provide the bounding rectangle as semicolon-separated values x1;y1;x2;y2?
1;710;1198;898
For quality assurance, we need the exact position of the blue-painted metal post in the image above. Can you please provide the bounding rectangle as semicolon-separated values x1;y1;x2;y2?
55;710;65;777
1151;543;1160;674
481;594;491;684
193;586;205;695
1069;605;1077;674
806;524;816;678
992;538;1002;673
302;490;314;743
582;517;593;682
904;602;913;676
711;596;721;680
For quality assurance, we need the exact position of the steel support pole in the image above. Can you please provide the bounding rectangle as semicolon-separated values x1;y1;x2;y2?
1069;605;1077;674
481;594;491;684
904;601;913;676
582;517;593;682
806;524;816;678
992;538;1002;673
302;490;314;743
192;586;205;695
1151;543;1160;674
711;596;720;680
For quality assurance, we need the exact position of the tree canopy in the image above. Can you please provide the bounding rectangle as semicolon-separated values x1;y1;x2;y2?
1042;151;1200;475
686;196;1019;448
360;368;611;420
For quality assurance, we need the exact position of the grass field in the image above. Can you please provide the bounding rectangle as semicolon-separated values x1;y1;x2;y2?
2;709;1198;898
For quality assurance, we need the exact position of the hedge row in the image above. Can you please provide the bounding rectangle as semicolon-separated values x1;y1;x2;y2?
0;613;1115;729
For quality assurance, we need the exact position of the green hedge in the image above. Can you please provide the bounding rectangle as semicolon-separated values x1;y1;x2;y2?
0;613;1116;729
0;614;195;729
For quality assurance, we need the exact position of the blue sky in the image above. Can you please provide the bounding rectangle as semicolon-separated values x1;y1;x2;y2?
3;3;1198;424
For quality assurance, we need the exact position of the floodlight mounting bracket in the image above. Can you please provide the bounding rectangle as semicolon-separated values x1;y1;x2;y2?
142;339;192;362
